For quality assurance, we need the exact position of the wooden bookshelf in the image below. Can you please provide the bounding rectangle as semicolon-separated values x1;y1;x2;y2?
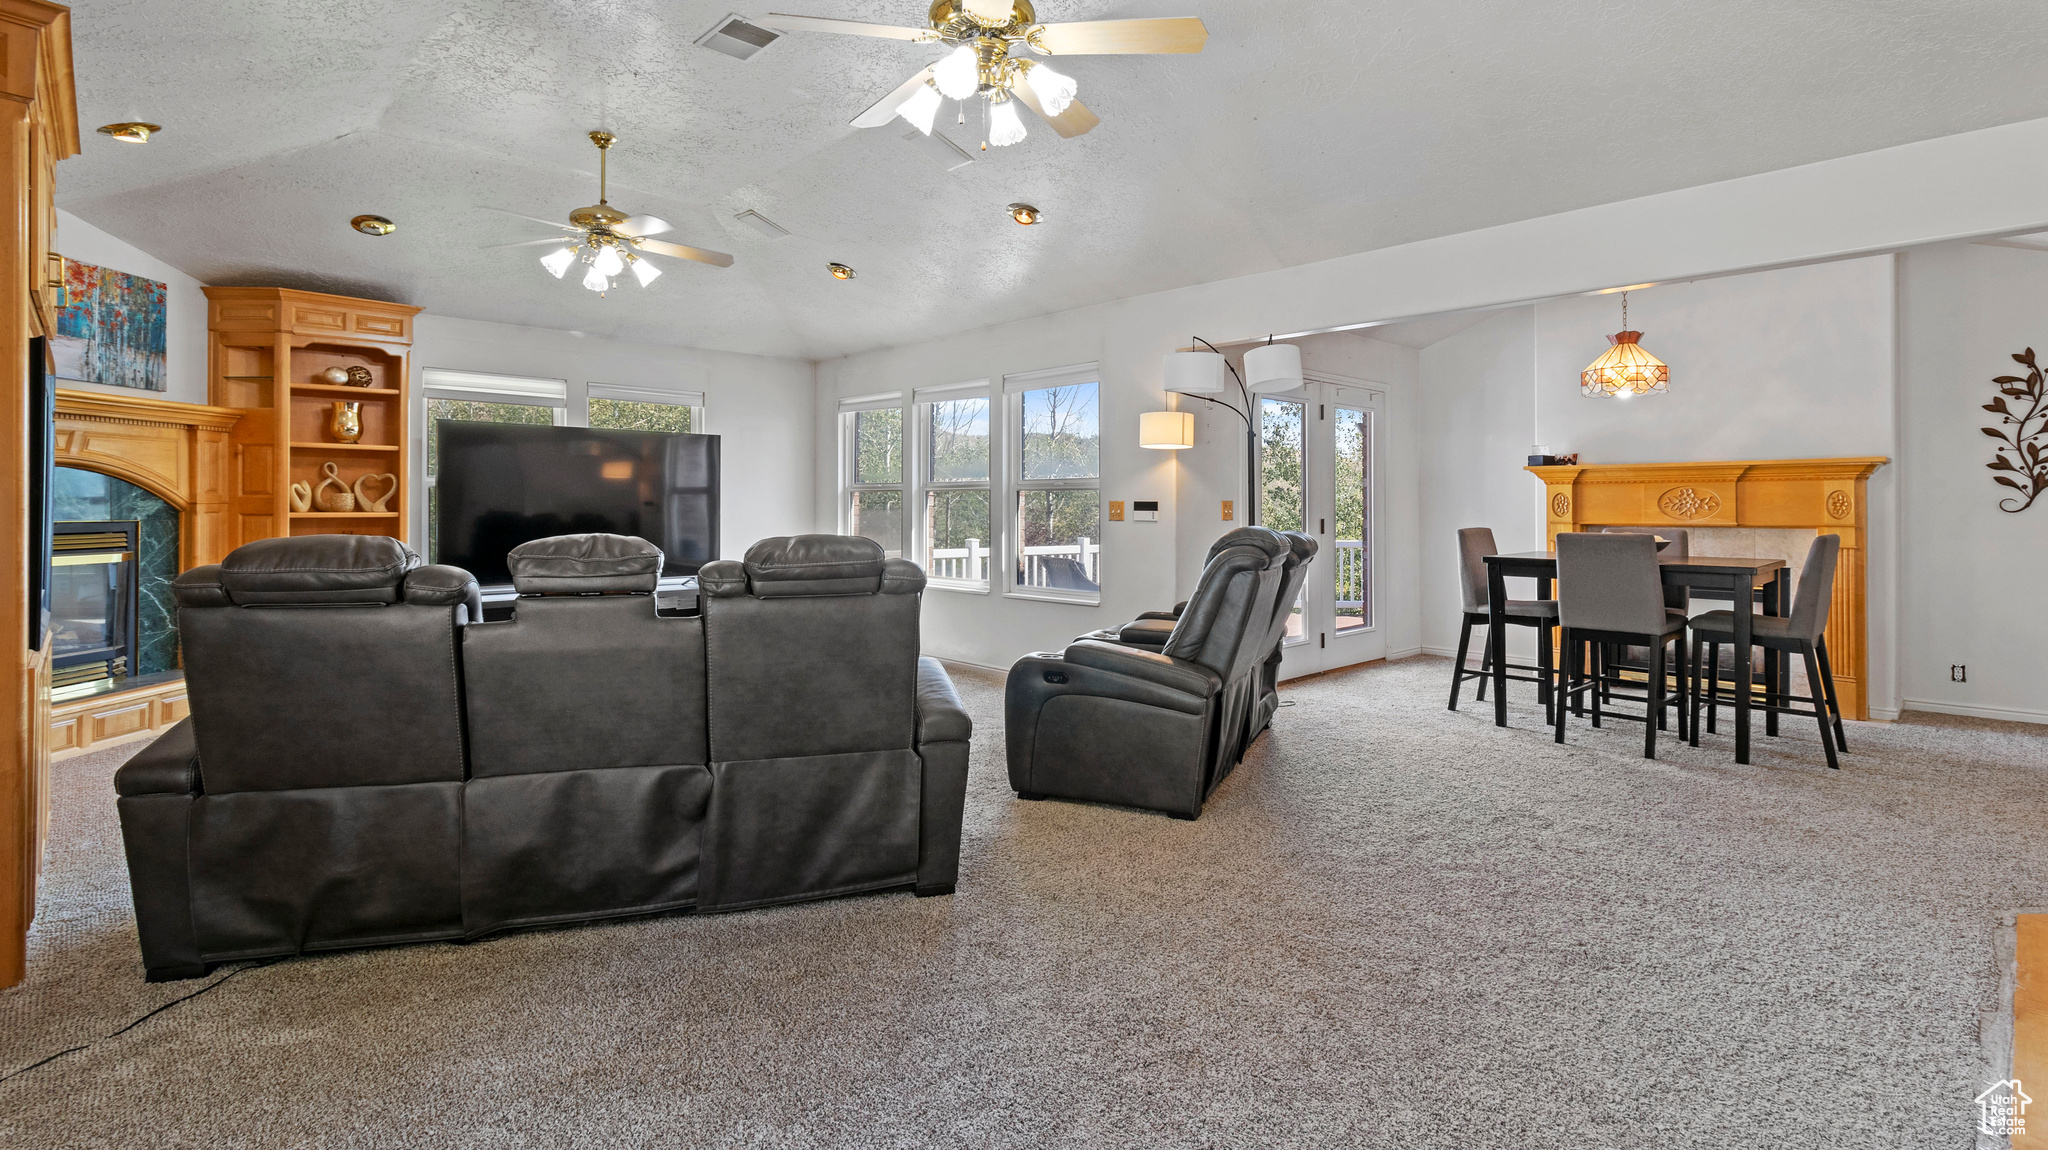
204;288;422;547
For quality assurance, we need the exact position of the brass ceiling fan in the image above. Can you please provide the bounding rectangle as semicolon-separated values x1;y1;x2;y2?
765;0;1207;147
485;131;734;296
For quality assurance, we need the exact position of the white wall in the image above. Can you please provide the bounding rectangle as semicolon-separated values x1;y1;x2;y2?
1418;308;1538;658
409;315;816;561
1895;242;2048;723
54;209;208;405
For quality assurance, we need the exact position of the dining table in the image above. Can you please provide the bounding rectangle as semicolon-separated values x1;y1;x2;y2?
1480;551;1790;764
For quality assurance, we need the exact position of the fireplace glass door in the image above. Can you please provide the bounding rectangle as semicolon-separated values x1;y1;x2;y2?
50;521;139;694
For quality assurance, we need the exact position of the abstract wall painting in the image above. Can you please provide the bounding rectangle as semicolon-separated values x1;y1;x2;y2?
52;259;168;392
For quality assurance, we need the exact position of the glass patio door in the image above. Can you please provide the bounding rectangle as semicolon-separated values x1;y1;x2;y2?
1258;379;1384;678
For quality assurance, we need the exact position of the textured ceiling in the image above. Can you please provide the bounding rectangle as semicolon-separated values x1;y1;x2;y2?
58;0;2048;361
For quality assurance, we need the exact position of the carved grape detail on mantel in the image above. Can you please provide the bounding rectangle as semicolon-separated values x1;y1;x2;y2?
1551;492;1569;518
1826;490;1852;520
1657;486;1721;519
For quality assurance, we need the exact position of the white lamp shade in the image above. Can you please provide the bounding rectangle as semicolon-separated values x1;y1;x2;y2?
1139;410;1196;450
1162;349;1225;394
1243;342;1304;393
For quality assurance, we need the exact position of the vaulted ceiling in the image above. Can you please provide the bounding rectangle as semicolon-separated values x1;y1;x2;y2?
59;0;2048;360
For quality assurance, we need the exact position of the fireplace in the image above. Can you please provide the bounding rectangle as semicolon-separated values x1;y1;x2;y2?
50;521;140;696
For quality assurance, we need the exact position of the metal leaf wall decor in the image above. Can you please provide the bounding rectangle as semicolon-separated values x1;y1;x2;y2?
1984;347;2048;513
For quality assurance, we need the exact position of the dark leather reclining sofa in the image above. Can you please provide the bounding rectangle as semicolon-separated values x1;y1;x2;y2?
114;532;971;982
1003;527;1315;820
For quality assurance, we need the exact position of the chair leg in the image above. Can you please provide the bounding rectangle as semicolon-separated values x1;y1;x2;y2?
1476;630;1492;702
1554;628;1570;744
1705;641;1719;734
1538;624;1555;725
1689;633;1704;747
1590;644;1604;729
1816;636;1849;752
1448;617;1474;711
1645;640;1663;759
1802;645;1839;770
1672;634;1688;742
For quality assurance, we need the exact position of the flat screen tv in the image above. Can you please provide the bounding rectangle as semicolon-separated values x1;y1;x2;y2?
434;421;719;587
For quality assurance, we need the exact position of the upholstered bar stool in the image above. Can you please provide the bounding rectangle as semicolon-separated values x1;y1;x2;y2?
1448;527;1556;721
1689;534;1848;769
1598;527;1689;725
1553;532;1689;758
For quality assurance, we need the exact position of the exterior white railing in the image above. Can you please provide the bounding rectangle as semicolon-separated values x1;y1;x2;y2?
1333;538;1367;614
927;538;1101;589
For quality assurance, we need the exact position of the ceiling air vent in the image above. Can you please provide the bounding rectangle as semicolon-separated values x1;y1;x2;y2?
902;127;975;172
696;14;781;61
735;210;790;239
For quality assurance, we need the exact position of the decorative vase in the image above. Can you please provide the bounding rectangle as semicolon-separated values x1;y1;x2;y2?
318;366;350;385
313;461;355;512
330;401;363;443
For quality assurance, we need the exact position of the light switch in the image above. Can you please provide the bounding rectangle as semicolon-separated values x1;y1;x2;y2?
1109;501;1125;521
1222;500;1234;522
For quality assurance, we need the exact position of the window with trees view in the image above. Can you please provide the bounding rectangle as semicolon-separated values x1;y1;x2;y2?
588;396;691;434
920;393;991;585
1011;378;1100;596
424;392;564;563
844;404;906;558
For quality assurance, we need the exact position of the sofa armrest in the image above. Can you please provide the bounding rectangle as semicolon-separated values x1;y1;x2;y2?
1114;617;1175;648
1063;639;1221;700
404;564;483;624
915;656;971;745
1134;600;1186;621
115;718;202;797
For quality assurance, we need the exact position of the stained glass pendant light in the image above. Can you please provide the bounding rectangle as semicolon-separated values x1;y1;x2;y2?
1581;291;1669;398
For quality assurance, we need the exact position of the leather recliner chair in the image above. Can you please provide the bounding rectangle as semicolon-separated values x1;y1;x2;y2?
696;534;971;907
1103;528;1317;748
115;536;482;981
1004;526;1291;819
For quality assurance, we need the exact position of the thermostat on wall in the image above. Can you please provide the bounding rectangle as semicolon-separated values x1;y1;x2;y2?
1132;500;1159;522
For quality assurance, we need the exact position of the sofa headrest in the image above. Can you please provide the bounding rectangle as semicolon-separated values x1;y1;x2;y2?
701;534;916;598
404;564;484;622
210;535;420;606
1204;526;1292;565
508;533;662;594
1281;530;1319;564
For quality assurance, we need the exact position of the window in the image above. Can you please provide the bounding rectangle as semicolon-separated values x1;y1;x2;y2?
587;382;702;434
1333;402;1371;631
1260;396;1307;640
916;384;992;588
840;396;906;559
422;369;569;559
1005;365;1101;599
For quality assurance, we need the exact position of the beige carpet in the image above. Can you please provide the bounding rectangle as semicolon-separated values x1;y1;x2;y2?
2;657;2044;1148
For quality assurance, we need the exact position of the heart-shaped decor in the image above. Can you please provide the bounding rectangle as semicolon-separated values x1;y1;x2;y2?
352;472;397;513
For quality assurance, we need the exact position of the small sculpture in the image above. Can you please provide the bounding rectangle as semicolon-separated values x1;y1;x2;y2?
289;481;313;513
317;366;350;385
345;365;375;388
313;461;356;512
330;401;363;443
352;471;396;513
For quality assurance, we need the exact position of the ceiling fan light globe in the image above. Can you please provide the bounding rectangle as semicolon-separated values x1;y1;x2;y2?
582;265;609;292
592;244;625;277
1025;62;1077;116
540;246;578;278
629;256;662;287
897;83;943;135
933;45;980;100
988;97;1028;146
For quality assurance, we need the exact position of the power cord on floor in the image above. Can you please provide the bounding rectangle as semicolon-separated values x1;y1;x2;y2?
0;959;276;1085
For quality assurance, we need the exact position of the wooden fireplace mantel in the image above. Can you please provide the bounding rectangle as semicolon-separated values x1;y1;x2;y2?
1526;457;1889;719
54;388;243;569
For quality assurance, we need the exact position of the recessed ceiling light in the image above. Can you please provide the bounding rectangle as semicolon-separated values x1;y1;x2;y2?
97;122;161;144
1007;203;1041;225
828;263;856;280
351;215;396;236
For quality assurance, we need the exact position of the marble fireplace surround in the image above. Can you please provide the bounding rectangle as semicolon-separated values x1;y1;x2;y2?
1527;457;1889;720
50;390;241;758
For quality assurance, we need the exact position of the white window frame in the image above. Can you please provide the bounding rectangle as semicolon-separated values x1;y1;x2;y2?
913;379;995;593
1003;363;1103;605
586;381;705;433
837;391;909;559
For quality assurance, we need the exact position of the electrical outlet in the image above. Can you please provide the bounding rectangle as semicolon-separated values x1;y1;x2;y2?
1951;664;1967;683
1221;500;1234;522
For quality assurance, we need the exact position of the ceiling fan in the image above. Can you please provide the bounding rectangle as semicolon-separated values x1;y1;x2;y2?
485;131;734;296
765;1;1207;147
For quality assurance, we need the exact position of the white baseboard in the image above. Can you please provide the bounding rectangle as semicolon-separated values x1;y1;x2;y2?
1866;707;1901;722
1388;645;1424;660
1899;699;2048;726
1420;645;1461;658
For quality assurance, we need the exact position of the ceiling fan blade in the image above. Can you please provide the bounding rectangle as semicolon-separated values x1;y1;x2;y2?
1031;18;1208;55
962;0;1015;23
853;66;936;129
617;214;672;238
479;205;580;232
484;237;579;250
635;238;735;268
762;13;929;40
1011;84;1100;139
